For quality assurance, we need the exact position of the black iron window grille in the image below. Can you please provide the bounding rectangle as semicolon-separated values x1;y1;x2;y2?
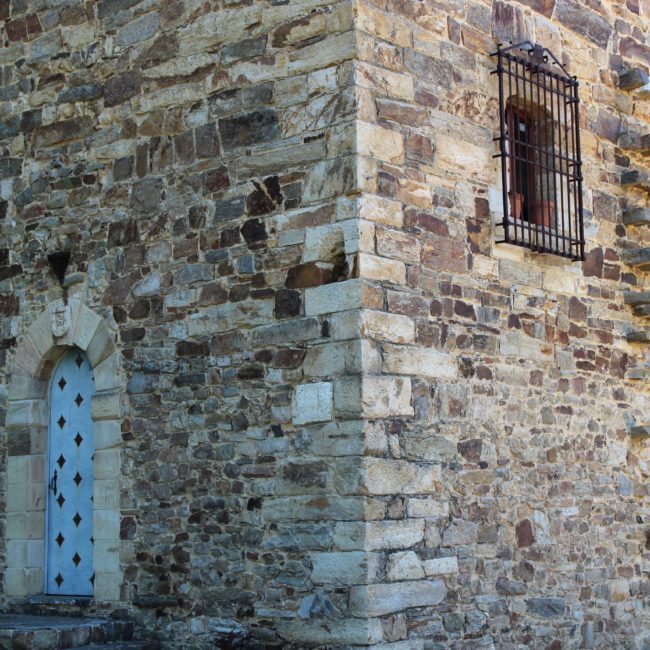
492;42;585;261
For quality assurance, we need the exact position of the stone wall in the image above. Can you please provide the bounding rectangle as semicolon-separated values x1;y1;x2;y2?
0;0;371;646
352;0;650;647
1;0;649;648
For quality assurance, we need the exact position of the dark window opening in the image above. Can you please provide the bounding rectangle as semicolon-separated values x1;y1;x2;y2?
492;42;585;261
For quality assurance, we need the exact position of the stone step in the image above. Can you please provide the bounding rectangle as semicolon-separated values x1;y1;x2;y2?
0;615;135;650
618;68;650;92
621;168;650;191
621;247;650;271
630;425;650;438
623;207;650;226
618;131;650;155
627;330;650;343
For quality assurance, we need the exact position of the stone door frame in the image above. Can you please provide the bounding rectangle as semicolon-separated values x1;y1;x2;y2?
5;299;122;602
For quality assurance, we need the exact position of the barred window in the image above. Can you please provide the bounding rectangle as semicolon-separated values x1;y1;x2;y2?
492;42;585;261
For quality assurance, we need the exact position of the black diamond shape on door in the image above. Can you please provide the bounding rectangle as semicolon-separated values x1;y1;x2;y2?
75;353;83;367
72;552;81;567
55;532;65;547
73;472;82;486
58;377;67;390
57;415;66;429
55;573;64;587
56;493;65;508
74;432;83;447
90;573;95;585
57;454;65;468
73;512;82;527
74;393;84;407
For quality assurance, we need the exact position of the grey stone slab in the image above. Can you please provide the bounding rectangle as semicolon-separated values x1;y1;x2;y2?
626;330;650;343
630;425;650;438
621;247;650;271
623;207;650;226
624;291;650;305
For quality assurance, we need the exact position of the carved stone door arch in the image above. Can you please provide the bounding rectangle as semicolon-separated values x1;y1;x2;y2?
5;299;123;602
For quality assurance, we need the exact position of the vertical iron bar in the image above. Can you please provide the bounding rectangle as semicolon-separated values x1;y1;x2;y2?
562;76;573;255
533;60;541;251
497;50;509;243
514;57;523;245
553;73;566;257
522;54;532;248
572;79;584;260
541;69;554;254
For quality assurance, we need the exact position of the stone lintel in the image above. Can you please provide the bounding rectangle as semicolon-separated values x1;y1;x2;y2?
623;207;650;226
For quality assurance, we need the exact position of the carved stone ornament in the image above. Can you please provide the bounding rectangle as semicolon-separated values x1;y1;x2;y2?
48;299;72;338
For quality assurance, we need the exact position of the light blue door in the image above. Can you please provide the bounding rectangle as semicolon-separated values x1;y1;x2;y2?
46;349;95;596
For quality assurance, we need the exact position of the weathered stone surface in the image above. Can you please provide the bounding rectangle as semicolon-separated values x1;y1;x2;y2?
526;598;566;618
219;109;279;150
33;117;94;147
349;580;447;616
116;13;160;47
556;0;612;47
104;71;142;107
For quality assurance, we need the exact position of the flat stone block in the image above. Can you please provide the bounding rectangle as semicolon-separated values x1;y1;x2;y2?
382;344;457;379
92;391;121;420
624;291;650;305
366;519;424;551
6;399;47;428
365;458;440;495
309;551;367;584
72;305;102;352
621;247;650;271
362;376;413;418
94;479;120;509
93;509;120;541
93;540;120;572
7;368;47;401
618;68;650;92
623;207;650;226
349;579;447;616
626;330;650;343
620;168;650;191
361;310;415;344
94;449;120;480
304;279;361;316
277;619;383;646
94;420;122;450
94;570;121;602
292;382;333;424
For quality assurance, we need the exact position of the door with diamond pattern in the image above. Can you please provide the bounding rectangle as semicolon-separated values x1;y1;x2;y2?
46;349;95;595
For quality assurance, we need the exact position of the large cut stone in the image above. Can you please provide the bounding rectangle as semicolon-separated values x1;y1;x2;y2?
621;247;650;271
219;109;279;150
526;597;566;617
34;116;94;147
618;68;650;92
623;207;650;226
555;0;612;48
623;291;650;306
349;580;447;616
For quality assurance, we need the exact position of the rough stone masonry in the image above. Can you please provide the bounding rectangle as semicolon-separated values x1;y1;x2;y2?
0;0;649;648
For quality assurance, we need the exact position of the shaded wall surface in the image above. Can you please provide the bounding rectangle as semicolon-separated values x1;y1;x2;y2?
0;0;649;648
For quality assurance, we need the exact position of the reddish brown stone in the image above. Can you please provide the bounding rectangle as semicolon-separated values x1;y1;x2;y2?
285;262;334;288
516;519;535;548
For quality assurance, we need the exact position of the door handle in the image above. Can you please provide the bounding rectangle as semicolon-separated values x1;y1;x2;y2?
49;469;58;496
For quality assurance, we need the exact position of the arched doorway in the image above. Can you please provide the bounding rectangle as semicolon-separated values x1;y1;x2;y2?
46;349;96;596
